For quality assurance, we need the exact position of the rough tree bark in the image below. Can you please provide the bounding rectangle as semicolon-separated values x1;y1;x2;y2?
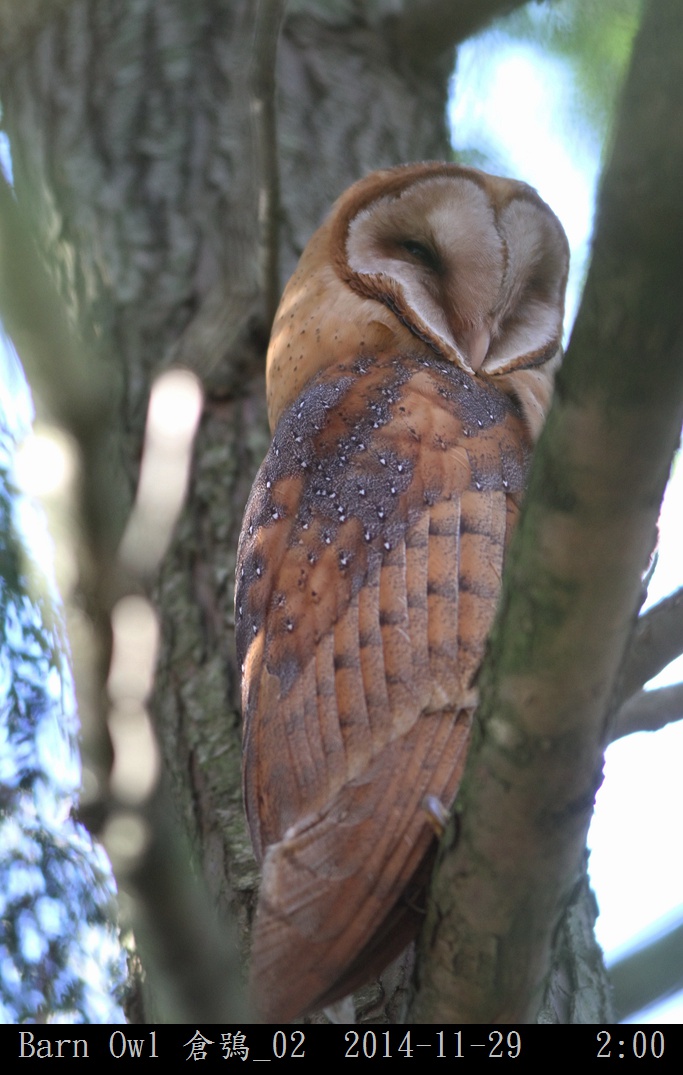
412;0;683;1021
0;0;679;1023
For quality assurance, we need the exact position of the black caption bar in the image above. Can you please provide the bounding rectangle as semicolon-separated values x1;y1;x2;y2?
2;1025;677;1064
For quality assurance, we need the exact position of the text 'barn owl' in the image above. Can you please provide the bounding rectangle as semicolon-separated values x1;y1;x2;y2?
235;162;569;1022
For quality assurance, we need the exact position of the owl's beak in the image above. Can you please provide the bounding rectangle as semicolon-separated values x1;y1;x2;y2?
458;326;491;372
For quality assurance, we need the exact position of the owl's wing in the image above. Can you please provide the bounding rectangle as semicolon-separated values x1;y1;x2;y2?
236;352;529;1022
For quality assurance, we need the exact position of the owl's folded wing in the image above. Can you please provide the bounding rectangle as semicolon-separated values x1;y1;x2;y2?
236;354;528;1020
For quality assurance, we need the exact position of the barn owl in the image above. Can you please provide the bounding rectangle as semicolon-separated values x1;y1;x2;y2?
235;162;569;1022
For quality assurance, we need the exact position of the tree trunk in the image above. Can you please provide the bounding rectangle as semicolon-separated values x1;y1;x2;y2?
0;0;619;1022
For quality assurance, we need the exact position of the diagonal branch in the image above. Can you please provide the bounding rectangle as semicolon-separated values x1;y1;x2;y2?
609;919;683;1021
611;683;683;742
388;0;532;63
410;0;683;1024
610;588;683;738
618;587;683;703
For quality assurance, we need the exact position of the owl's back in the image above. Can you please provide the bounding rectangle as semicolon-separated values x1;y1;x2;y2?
236;352;529;1021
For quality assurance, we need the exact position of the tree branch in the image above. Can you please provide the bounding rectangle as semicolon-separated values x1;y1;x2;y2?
388;0;532;64
0;173;122;599
250;0;286;329
536;871;614;1024
618;587;683;703
609;919;683;1021
0;174;246;1022
0;0;73;60
411;0;683;1024
611;683;683;742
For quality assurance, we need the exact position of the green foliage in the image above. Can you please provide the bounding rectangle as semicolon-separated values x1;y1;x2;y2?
522;0;643;135
453;0;642;175
498;0;642;152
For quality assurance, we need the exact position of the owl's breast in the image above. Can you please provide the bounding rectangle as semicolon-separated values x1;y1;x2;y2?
236;353;530;853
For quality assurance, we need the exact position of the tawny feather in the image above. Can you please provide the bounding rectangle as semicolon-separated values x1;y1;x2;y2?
236;162;568;1022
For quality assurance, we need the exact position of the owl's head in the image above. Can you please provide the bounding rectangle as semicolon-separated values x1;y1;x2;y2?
266;163;569;438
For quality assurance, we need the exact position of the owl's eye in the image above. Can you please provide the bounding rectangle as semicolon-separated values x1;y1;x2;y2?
399;239;442;272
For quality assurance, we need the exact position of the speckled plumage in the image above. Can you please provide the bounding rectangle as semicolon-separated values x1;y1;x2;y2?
236;163;569;1022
